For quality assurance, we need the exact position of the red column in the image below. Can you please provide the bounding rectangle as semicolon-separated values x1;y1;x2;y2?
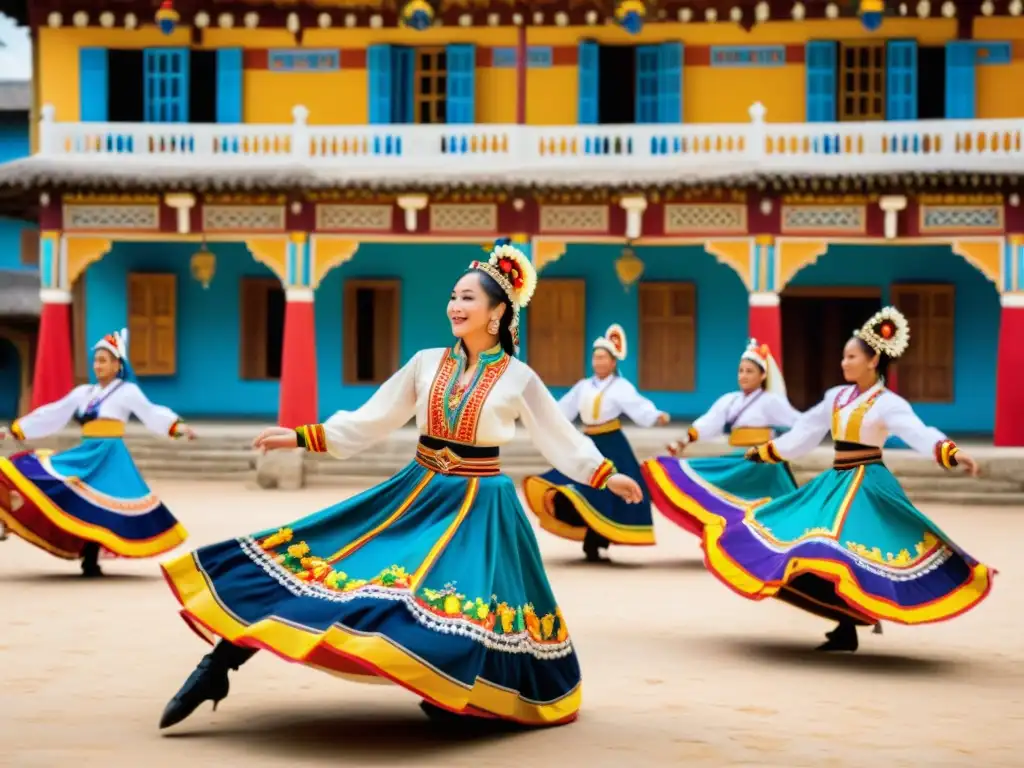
748;292;782;364
278;288;318;428
994;296;1024;446
31;290;75;410
516;25;527;124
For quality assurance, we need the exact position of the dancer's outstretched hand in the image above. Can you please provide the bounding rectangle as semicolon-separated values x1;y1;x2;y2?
956;451;980;477
606;473;644;504
666;440;685;457
0;426;7;441
252;427;299;453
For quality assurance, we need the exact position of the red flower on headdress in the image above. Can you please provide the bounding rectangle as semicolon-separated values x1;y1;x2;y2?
498;256;525;289
879;321;895;340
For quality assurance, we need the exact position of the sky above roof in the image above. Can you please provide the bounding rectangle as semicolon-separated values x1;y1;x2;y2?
0;14;31;82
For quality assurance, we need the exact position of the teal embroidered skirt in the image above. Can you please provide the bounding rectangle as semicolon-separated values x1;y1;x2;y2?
162;454;581;726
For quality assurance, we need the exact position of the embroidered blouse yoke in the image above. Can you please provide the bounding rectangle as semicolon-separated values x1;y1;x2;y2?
557;376;663;427
691;390;801;442
318;346;614;488
11;381;183;441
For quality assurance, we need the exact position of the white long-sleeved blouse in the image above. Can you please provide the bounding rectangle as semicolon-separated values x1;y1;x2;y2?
313;345;615;489
756;381;957;467
688;389;801;444
11;380;182;441
556;375;664;428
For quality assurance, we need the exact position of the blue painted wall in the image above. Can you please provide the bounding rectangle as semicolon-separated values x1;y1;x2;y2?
0;112;34;272
788;244;1000;434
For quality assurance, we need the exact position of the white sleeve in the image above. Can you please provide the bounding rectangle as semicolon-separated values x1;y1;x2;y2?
769;390;835;459
518;370;615;488
556;380;585;422
10;385;90;440
690;394;734;441
321;352;420;459
123;383;182;437
883;395;948;459
615;379;663;428
763;393;803;429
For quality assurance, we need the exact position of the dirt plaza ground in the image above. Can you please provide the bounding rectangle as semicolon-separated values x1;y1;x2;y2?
0;479;1021;768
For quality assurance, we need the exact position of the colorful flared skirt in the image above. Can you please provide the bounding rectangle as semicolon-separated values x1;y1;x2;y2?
642;453;797;537
0;438;187;560
522;427;655;546
161;459;582;726
671;458;994;625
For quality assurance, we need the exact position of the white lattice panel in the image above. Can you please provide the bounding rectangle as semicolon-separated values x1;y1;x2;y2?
63;204;160;231
539;205;609;233
663;204;746;234
781;205;866;233
202;205;286;232
920;206;1003;232
429;204;497;233
316;204;393;231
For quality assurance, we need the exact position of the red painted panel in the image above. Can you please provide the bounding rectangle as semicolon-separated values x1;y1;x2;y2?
685;46;711;67
1005;201;1024;232
341;49;366;69
747;197;778;235
476;47;493;68
785;44;806;64
643;202;664;237
158;202;178;233
39;197;62;229
243;48;268;70
863;202;885;238
552;46;577;66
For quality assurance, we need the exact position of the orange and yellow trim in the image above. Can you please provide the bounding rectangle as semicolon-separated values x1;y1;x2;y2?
753;442;783;464
9;421;25;441
935;439;960;470
297;424;328;453
521;475;656;546
588;459;616;490
686;427;699;443
0;455;188;558
160;553;582;726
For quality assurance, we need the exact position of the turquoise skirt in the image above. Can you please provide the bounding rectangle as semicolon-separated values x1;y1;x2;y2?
642;453;797;537
0;437;186;559
662;457;995;626
162;459;581;726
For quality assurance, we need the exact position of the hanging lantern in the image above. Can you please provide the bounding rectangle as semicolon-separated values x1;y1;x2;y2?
155;0;180;35
190;242;216;289
614;0;647;34
400;0;435;30
859;0;885;30
615;245;645;292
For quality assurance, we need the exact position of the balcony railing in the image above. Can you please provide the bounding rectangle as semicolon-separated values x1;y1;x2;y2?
35;103;1024;176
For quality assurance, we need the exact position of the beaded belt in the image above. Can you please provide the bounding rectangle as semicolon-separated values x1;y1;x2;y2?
833;441;883;470
81;419;125;438
728;426;772;447
415;436;501;477
583;419;622;436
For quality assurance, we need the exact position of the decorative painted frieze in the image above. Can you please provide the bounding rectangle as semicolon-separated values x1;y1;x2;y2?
202;205;286;232
709;45;787;67
62;204;160;231
539;205;609;233
268;50;341;71
663;204;746;234
919;205;1003;233
429;204;497;233
316;204;393;232
781;205;866;234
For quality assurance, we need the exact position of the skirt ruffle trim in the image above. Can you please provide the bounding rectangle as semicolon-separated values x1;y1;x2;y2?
644;457;996;626
0;456;188;559
161;553;582;727
641;459;728;538
521;475;656;546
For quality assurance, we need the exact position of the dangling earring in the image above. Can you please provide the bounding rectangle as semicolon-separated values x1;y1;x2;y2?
487;317;500;335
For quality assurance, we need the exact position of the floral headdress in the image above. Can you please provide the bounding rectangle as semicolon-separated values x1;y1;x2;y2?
854;306;910;360
469;238;537;352
740;338;787;398
92;328;136;381
593;323;628;361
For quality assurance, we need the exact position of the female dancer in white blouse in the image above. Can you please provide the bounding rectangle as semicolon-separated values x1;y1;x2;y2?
523;324;668;561
0;329;193;577
158;241;643;731
643;339;800;536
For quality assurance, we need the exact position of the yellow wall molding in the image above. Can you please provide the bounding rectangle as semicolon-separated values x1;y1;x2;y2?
310;237;360;290
532;240;568;272
244;238;289;284
65;237;113;285
776;239;830;291
951;239;1002;287
704;239;753;290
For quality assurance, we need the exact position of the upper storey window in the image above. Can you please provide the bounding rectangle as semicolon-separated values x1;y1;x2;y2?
368;44;475;125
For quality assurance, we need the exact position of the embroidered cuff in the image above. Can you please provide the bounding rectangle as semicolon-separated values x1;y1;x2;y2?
753;442;782;464
685;427;698;444
935;439;959;469
296;424;328;453
168;420;185;438
588;459;616;490
9;421;24;440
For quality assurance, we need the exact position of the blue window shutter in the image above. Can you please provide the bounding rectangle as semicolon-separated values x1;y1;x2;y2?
805;41;837;122
578;40;599;124
446;44;476;123
144;48;189;123
635;45;660;124
658;41;683;123
946;42;976;119
79;48;109;122
368;44;393;124
885;40;917;120
215;48;243;123
390;47;415;124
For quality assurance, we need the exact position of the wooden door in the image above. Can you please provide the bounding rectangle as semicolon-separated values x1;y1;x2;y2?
889;284;955;402
240;277;278;380
638;282;695;391
526;279;586;387
343;279;400;384
127;273;177;376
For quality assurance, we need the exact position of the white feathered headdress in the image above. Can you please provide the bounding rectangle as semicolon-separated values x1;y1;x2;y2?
593;323;628;361
741;338;787;399
854;306;910;360
93;328;130;361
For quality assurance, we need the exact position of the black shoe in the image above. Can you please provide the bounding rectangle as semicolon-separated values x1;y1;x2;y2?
81;543;103;578
159;655;231;729
420;700;464;722
815;622;859;653
419;700;527;732
582;530;610;563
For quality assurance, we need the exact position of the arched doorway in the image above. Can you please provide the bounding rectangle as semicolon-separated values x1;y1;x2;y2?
0;337;20;421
